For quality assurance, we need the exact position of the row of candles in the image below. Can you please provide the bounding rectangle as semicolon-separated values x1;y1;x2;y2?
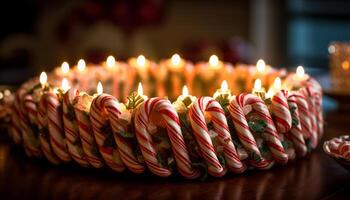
38;54;308;108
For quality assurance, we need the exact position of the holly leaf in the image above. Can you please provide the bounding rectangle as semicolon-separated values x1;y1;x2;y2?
218;155;226;166
215;95;230;113
289;106;299;127
250;152;262;163
125;92;145;110
119;131;134;138
264;98;272;105
306;139;312;152
248;119;267;134
281;140;289;149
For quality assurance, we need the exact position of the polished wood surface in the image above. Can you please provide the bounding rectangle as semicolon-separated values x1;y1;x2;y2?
0;111;349;200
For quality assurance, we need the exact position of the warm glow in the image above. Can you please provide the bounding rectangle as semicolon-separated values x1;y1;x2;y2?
40;72;47;86
182;85;189;96
61;62;70;74
137;82;143;95
209;55;219;66
221;80;228;91
61;78;70;92
4;89;11;96
254;79;262;90
256;59;266;73
273;77;282;89
342;60;349;70
266;88;274;99
106;55;116;68
0;92;3;100
136;55;146;67
97;81;103;95
296;66;305;78
171;54;181;66
77;59;86;72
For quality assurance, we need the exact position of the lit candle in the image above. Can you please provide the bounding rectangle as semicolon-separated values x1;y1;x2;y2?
61;78;70;92
125;82;148;110
106;55;116;69
61;61;70;75
137;82;148;100
296;65;308;81
256;59;266;74
40;71;48;89
209;55;222;69
266;77;282;99
178;85;195;107
169;53;185;99
252;78;266;99
77;59;88;91
105;55;120;98
97;81;103;95
213;80;231;100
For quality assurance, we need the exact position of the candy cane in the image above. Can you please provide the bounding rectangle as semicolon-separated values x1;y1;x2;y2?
135;97;199;178
287;93;307;156
43;92;71;162
189;97;246;176
90;94;125;172
36;93;61;164
339;142;350;159
241;93;288;164
271;90;292;134
271;90;295;160
10;104;22;144
300;87;318;149
16;88;41;157
92;94;144;173
62;88;89;167
74;94;104;168
229;94;274;169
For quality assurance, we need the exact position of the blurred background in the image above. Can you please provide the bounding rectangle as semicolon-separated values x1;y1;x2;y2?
1;0;350;85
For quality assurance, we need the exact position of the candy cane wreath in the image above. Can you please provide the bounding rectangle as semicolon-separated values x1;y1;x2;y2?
7;81;323;179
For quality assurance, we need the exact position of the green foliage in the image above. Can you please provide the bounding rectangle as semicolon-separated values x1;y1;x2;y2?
289;106;299;127
125;92;145;110
215;95;230;113
264;98;272;105
248;119;267;134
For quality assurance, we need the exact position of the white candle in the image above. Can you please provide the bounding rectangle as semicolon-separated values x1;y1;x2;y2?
105;55;119;98
40;71;48;89
61;61;70;76
252;78;266;99
77;59;88;91
213;80;231;100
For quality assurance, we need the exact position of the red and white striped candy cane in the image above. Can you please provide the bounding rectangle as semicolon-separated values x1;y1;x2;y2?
16;88;41;157
307;78;323;139
271;90;295;160
10;103;22;144
300;87;318;149
35;94;61;164
189;97;245;176
62;88;89;167
229;94;274;169
74;95;104;168
339;142;350;159
286;93;307;156
92;94;144;173
241;93;288;164
43;92;71;162
90;94;125;172
271;90;292;134
135;97;199;178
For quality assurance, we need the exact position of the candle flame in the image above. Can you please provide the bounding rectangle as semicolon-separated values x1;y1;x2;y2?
40;72;47;85
182;85;189;96
254;79;262;90
137;82;143;95
209;55;219;67
61;62;70;74
221;80;228;91
61;78;70;92
256;59;266;73
296;65;304;78
97;81;103;95
273;77;281;89
106;55;116;68
136;55;146;67
266;88;274;99
0;92;3;100
77;59;86;72
171;54;181;66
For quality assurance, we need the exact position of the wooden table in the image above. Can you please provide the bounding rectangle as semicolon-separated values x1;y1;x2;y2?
0;110;349;200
